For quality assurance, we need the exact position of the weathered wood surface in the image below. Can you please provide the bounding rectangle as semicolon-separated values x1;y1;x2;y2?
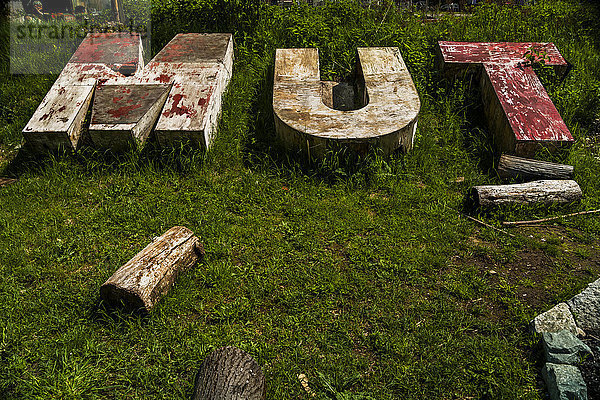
23;33;143;153
437;41;573;157
100;226;204;312
89;84;171;151
138;33;234;148
498;154;574;181
472;180;582;208
67;33;143;76
192;347;265;400
24;33;233;152
273;47;420;159
437;42;570;74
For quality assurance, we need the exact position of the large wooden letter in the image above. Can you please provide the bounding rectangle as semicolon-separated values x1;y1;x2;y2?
23;33;233;152
437;41;573;157
273;47;420;159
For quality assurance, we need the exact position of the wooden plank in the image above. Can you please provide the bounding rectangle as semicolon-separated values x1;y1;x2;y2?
22;33;144;153
472;180;581;208
498;154;574;181
273;47;420;159
437;41;573;157
100;226;204;312
89;84;171;151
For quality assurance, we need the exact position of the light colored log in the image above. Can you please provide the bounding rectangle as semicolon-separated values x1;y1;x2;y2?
192;347;265;400
100;226;204;312
472;180;582;208
498;154;573;181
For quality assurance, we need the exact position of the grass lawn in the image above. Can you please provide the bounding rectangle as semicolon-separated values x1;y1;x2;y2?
2;0;600;398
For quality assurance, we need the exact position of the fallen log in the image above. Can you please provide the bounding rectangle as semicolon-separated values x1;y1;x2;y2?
472;180;582;208
100;226;204;312
498;154;574;181
192;346;265;400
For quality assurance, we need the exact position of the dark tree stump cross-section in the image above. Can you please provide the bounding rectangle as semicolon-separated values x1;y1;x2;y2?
192;347;265;400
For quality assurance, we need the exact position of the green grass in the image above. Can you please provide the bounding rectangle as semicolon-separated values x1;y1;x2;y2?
2;0;600;398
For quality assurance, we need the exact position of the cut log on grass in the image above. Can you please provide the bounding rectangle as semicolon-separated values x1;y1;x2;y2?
472;180;582;208
100;226;204;312
192;346;265;400
498;154;574;181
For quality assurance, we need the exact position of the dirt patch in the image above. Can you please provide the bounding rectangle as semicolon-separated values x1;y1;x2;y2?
457;225;600;315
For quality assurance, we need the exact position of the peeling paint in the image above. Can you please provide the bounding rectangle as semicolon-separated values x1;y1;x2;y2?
108;104;143;118
438;41;573;156
22;33;144;152
156;74;172;83
149;33;234;149
162;93;197;118
24;32;233;152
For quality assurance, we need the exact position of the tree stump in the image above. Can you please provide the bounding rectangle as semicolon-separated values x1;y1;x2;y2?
100;226;204;312
498;154;574;181
192;346;265;400
472;180;582;208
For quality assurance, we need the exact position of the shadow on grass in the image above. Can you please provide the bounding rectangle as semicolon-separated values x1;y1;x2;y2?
89;298;151;330
1;137;209;179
